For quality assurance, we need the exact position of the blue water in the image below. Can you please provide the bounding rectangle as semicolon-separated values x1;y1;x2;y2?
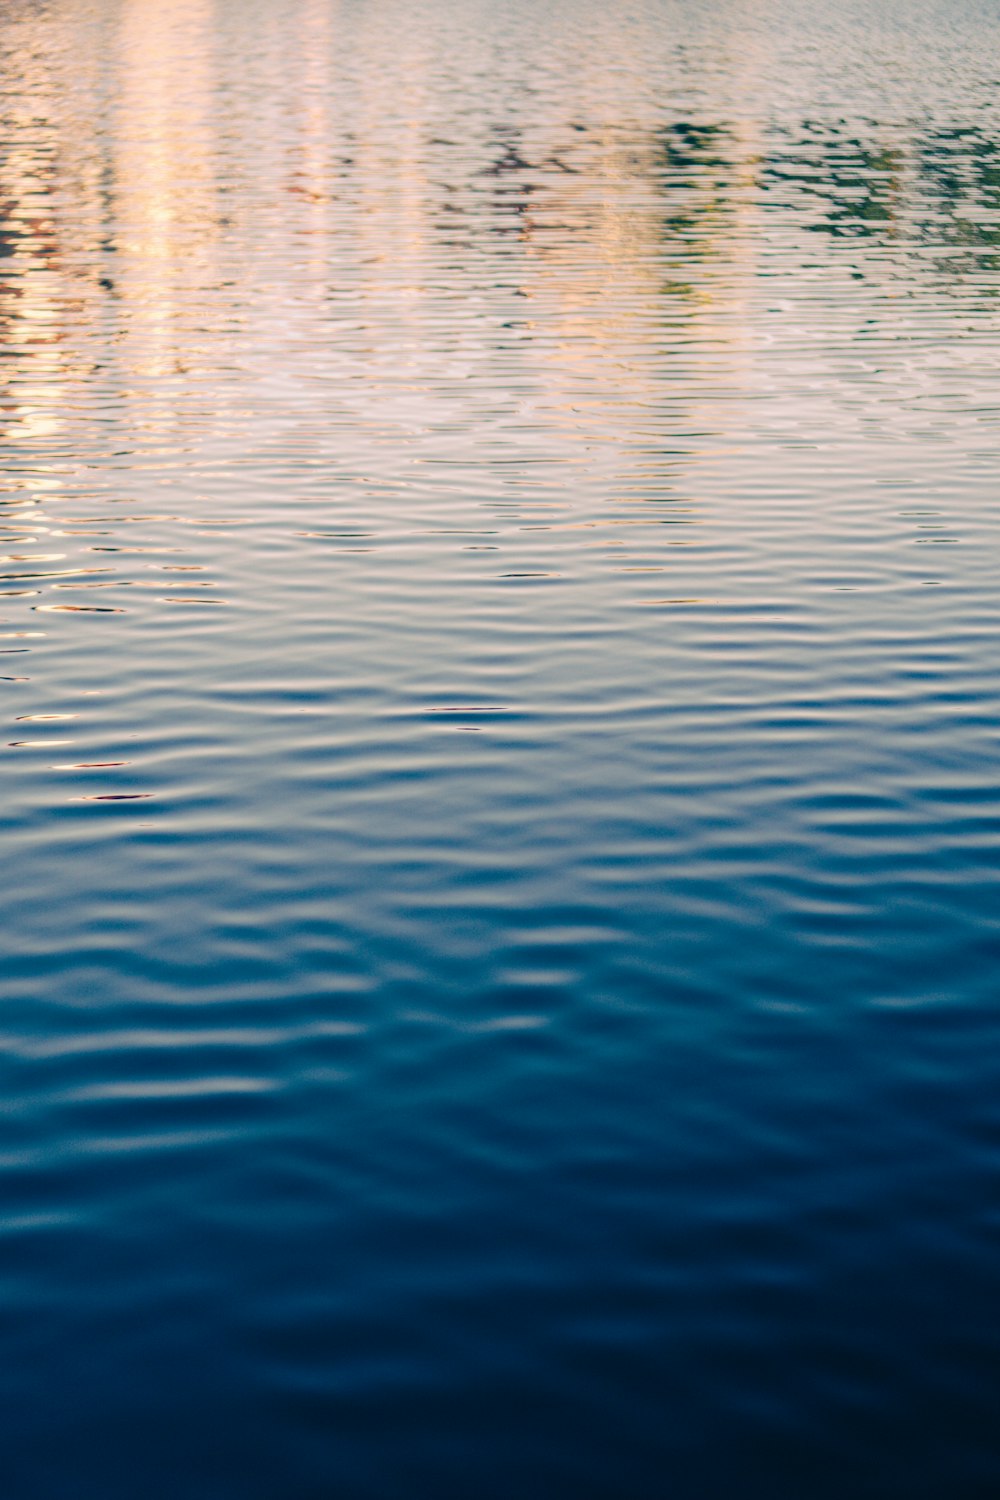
2;0;1000;1494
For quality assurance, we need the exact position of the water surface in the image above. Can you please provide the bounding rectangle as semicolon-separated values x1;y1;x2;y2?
2;1;1000;1496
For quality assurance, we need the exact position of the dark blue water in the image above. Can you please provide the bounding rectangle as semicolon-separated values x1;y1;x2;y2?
2;0;1000;1494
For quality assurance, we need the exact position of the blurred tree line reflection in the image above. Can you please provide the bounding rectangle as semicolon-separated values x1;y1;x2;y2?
466;116;1000;281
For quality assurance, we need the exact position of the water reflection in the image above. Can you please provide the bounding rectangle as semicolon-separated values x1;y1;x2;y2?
3;92;997;482
3;2;1000;1498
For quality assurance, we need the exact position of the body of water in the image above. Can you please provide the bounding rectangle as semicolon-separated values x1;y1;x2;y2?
2;1;1000;1495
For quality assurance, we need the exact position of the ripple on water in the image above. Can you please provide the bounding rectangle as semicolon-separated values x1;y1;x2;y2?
1;0;1000;1496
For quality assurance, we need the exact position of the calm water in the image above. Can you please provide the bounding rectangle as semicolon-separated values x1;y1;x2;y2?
2;0;1000;1494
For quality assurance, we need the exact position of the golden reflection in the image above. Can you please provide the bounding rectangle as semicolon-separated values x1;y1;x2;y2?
286;0;334;277
0;0;991;526
113;0;219;389
0;124;68;448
